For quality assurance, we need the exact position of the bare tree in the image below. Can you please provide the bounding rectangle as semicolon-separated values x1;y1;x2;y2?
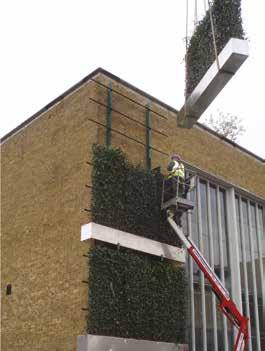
202;110;246;142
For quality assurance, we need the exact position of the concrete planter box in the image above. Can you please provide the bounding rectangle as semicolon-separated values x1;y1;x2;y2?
178;38;249;128
81;222;185;263
77;334;188;351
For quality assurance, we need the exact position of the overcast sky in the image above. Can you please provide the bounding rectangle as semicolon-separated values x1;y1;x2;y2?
1;0;264;158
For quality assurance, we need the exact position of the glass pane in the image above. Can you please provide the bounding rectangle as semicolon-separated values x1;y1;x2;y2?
190;186;200;279
241;200;252;285
210;185;220;273
200;181;209;261
199;181;212;349
257;207;265;349
194;284;203;349
182;210;188;235
250;204;259;261
258;207;265;256
219;189;231;293
235;196;243;263
241;200;259;350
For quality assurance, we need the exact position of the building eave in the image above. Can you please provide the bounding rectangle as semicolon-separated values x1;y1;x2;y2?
1;67;264;164
195;122;264;163
0;67;178;144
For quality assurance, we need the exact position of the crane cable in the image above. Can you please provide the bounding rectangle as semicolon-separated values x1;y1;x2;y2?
184;0;189;119
194;0;198;25
207;0;220;70
203;0;207;12
184;0;220;122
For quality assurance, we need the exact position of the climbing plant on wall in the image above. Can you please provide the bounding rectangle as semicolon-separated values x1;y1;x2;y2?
91;144;180;246
87;145;186;342
186;0;245;96
87;245;186;343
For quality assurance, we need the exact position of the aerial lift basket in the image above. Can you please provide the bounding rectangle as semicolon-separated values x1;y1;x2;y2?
161;174;196;213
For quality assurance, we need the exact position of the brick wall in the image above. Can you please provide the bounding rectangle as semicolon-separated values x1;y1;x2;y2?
1;70;264;351
1;81;98;351
92;72;265;197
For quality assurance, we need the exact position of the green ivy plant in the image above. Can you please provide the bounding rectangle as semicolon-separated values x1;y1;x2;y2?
186;0;245;96
86;145;186;342
87;245;186;343
91;144;180;246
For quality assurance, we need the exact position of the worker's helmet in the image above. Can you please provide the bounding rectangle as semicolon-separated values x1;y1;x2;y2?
171;153;181;161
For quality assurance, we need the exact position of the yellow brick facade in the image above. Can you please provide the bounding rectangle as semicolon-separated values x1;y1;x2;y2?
1;69;264;351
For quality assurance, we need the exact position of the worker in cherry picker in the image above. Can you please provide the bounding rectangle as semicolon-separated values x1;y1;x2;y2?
167;153;186;198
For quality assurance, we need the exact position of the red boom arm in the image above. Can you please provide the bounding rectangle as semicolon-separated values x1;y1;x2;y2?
167;215;249;351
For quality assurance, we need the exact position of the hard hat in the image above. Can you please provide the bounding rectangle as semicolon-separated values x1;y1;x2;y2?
171;153;181;161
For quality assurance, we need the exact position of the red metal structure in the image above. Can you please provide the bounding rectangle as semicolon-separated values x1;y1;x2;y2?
167;212;249;351
161;174;249;350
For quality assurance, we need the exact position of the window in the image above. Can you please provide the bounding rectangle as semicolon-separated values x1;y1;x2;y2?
6;284;12;295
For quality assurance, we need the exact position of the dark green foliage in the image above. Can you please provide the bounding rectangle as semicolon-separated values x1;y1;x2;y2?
87;245;186;343
92;144;180;246
88;145;186;342
186;0;245;96
92;145;128;230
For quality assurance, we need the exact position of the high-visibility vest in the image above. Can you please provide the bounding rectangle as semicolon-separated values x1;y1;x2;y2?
167;161;185;179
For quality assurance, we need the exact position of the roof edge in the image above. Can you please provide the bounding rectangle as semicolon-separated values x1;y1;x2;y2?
1;67;102;143
1;67;264;164
0;67;178;143
196;122;264;163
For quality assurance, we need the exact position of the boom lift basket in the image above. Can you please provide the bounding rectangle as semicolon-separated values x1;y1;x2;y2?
161;174;196;213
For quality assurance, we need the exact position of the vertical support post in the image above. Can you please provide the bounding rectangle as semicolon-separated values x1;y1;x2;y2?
226;188;242;345
247;201;261;351
206;182;218;351
187;185;196;351
145;103;151;170
255;204;265;339
226;188;242;310
106;82;112;147
197;178;207;351
239;197;252;351
216;186;228;351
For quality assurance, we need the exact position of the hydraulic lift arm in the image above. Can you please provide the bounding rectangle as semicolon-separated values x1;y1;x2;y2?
167;214;249;351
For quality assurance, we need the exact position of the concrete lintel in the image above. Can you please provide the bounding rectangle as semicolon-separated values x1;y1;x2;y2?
77;334;188;351
81;222;185;263
178;38;249;128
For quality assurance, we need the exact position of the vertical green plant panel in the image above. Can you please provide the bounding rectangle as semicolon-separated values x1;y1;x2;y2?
91;144;180;246
87;245;186;343
87;145;186;342
186;0;245;96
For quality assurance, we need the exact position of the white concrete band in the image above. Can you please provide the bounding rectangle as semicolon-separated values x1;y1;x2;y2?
77;334;188;351
81;222;185;263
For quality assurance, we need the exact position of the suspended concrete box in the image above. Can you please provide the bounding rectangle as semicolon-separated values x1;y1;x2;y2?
77;334;188;351
177;38;249;128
